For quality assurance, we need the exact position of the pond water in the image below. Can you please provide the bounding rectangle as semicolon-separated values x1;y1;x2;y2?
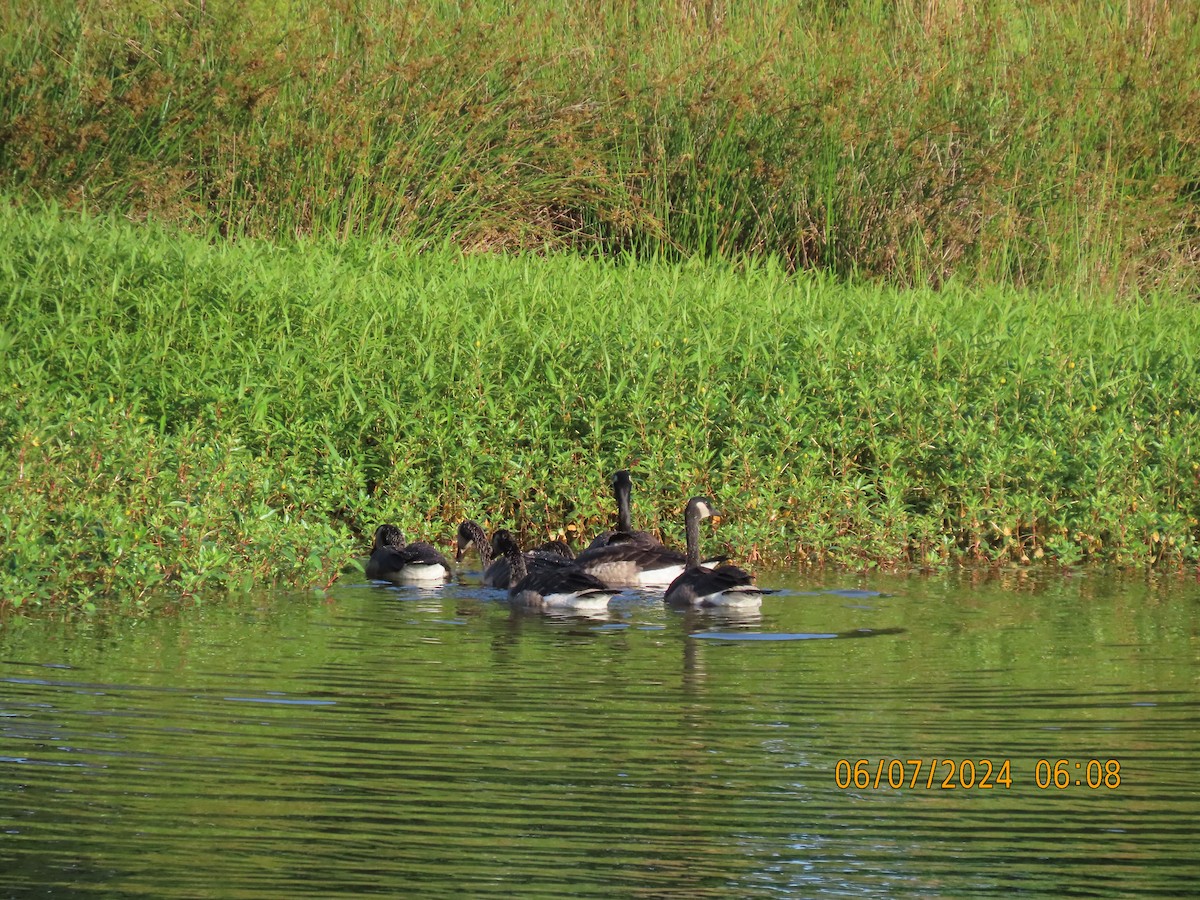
2;568;1199;897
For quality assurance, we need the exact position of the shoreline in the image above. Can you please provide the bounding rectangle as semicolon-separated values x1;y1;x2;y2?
4;204;1199;611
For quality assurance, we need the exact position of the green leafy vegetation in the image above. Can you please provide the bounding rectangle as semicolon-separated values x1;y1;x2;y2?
3;1;1198;610
3;202;1200;611
1;0;1197;291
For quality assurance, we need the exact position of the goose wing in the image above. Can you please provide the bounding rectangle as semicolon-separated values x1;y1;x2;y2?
665;563;763;607
402;541;452;568
576;540;685;569
574;539;690;587
533;540;576;560
484;550;574;589
511;565;621;608
584;529;658;551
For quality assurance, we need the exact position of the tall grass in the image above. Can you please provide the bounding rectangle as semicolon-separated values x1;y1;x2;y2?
3;202;1200;609
1;0;1197;291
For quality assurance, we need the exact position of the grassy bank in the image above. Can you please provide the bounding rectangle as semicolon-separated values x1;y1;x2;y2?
1;0;1198;292
3;202;1200;610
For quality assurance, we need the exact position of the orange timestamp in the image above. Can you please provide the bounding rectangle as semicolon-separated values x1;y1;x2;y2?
834;758;1123;790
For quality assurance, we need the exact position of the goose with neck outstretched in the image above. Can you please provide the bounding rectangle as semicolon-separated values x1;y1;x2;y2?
663;497;764;608
574;474;724;588
455;520;574;589
491;529;621;611
365;524;452;584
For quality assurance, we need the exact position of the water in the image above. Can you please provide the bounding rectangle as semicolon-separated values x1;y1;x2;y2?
2;569;1199;897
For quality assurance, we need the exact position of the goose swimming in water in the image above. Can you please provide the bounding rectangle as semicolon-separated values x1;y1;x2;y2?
574;474;725;587
365;524;452;584
663;497;764;608
455;520;574;589
491;529;621;611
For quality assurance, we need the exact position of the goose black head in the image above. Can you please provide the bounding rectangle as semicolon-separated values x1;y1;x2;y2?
491;529;521;558
373;524;406;550
686;497;718;522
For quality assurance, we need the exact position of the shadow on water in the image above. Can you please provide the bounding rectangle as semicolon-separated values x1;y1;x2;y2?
689;626;907;641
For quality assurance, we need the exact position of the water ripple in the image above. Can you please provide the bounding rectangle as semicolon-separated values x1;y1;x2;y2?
2;572;1198;898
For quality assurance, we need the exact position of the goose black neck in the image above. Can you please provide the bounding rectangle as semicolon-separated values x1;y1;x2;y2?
684;505;702;569
457;521;490;564
496;531;527;582
471;522;492;564
614;471;634;533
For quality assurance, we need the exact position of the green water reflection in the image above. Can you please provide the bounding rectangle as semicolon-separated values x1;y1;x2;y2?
2;569;1198;897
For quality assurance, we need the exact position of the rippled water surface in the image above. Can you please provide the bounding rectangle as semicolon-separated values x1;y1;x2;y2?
3;569;1199;897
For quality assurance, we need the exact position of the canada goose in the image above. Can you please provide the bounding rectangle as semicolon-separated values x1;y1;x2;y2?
455;520;575;589
492;529;621;611
574;474;724;586
664;498;763;608
584;469;659;551
365;524;452;584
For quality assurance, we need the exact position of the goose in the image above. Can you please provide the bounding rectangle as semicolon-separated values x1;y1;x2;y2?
365;523;452;584
583;469;660;551
574;475;725;587
455;520;575;589
491;529;621;611
664;497;764;608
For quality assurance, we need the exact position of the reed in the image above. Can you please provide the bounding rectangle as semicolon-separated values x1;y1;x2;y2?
0;0;1197;292
3;202;1199;610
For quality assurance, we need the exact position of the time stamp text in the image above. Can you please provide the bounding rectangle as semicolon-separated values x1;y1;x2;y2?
834;758;1122;790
